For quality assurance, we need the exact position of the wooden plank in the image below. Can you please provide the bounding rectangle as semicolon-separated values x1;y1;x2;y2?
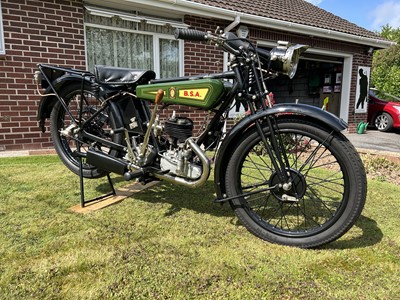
69;181;159;214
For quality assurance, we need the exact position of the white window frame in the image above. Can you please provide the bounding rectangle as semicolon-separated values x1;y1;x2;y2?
0;2;5;55
153;32;185;78
84;6;186;78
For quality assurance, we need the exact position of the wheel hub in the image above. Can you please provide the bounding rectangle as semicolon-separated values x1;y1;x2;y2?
269;168;307;202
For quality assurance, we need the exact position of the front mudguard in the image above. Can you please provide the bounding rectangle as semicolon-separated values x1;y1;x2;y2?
214;103;348;200
37;74;95;132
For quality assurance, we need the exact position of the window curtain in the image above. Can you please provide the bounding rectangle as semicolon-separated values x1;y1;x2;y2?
86;27;153;72
159;38;179;79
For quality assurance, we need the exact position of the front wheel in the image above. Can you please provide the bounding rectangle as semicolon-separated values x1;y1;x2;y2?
225;118;367;248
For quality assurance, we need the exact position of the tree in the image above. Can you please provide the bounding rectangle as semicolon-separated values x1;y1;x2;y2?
371;25;400;96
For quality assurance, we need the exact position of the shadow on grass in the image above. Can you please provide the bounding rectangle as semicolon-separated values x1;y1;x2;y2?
127;180;234;218
321;215;383;249
94;175;125;193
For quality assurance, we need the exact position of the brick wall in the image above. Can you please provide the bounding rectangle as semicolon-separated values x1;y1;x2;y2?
182;16;226;76
0;0;84;152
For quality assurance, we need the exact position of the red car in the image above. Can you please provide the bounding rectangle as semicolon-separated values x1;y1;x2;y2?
368;89;400;132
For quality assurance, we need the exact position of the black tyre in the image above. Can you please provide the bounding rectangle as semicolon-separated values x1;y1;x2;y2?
374;112;393;132
225;118;367;248
50;82;122;178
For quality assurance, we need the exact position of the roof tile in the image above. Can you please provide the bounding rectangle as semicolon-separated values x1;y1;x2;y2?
188;0;380;40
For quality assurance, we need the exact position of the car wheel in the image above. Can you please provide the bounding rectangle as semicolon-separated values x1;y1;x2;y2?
374;112;393;132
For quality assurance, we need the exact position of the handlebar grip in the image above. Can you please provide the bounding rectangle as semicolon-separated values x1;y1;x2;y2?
175;29;208;41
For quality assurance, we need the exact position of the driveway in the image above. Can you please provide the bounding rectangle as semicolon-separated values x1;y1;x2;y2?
344;129;400;155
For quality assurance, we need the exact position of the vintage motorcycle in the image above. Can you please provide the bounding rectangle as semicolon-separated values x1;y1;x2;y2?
35;29;367;248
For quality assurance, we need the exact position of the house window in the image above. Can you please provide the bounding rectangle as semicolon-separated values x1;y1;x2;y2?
84;7;185;78
0;2;5;55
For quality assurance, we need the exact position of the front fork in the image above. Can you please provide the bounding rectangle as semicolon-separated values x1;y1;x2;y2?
246;89;290;183
253;116;290;183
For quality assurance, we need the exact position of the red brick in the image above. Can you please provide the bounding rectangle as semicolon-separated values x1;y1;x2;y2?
22;28;41;35
0;128;11;133
40;19;56;26
7;9;27;16
2;2;21;10
26;0;44;7
11;45;29;51
25;40;42;46
11;127;27;133
19;109;36;117
15;138;33;144
3;133;22;139
47;36;63;43
24;133;41;138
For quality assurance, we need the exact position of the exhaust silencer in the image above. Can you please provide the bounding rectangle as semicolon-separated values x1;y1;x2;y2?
86;148;128;175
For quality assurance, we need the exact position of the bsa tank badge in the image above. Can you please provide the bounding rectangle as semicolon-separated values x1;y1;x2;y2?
169;87;176;99
179;88;209;100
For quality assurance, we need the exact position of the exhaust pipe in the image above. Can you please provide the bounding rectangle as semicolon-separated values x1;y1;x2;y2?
86;148;128;175
87;149;148;181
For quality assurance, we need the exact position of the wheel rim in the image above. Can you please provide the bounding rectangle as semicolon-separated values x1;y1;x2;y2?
236;129;348;237
375;114;388;130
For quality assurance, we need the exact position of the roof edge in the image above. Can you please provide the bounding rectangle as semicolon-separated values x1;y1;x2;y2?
114;0;396;49
242;13;396;49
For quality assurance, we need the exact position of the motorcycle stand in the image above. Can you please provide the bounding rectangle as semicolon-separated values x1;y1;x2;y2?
77;147;116;208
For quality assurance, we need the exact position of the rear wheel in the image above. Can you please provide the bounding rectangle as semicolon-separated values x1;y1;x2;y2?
374;112;393;132
225;118;367;248
50;82;122;178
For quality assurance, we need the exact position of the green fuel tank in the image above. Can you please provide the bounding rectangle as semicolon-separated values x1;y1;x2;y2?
136;79;225;109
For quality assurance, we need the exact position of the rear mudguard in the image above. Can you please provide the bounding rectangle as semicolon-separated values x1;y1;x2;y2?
37;74;96;132
214;103;348;200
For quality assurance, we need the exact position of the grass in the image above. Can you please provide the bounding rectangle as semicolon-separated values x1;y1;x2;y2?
0;155;399;299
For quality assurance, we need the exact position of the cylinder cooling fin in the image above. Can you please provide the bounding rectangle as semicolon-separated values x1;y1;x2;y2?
164;117;194;143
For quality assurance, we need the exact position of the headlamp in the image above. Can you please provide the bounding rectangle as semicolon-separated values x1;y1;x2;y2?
269;42;309;79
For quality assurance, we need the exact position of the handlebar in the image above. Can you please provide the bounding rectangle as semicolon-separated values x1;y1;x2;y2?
175;28;243;56
175;29;208;41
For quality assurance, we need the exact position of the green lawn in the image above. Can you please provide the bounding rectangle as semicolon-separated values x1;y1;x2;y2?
0;155;399;299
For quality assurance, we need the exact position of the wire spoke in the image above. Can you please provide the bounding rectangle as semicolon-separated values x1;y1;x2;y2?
241;180;270;191
245;155;271;181
305;188;337;217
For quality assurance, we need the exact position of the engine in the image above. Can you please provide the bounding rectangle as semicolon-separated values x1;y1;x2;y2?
159;113;202;180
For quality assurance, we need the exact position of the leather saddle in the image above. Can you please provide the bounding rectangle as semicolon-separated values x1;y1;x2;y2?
95;65;156;86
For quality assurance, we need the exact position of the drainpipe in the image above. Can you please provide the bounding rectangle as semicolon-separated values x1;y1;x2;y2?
224;14;241;32
223;15;241;72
